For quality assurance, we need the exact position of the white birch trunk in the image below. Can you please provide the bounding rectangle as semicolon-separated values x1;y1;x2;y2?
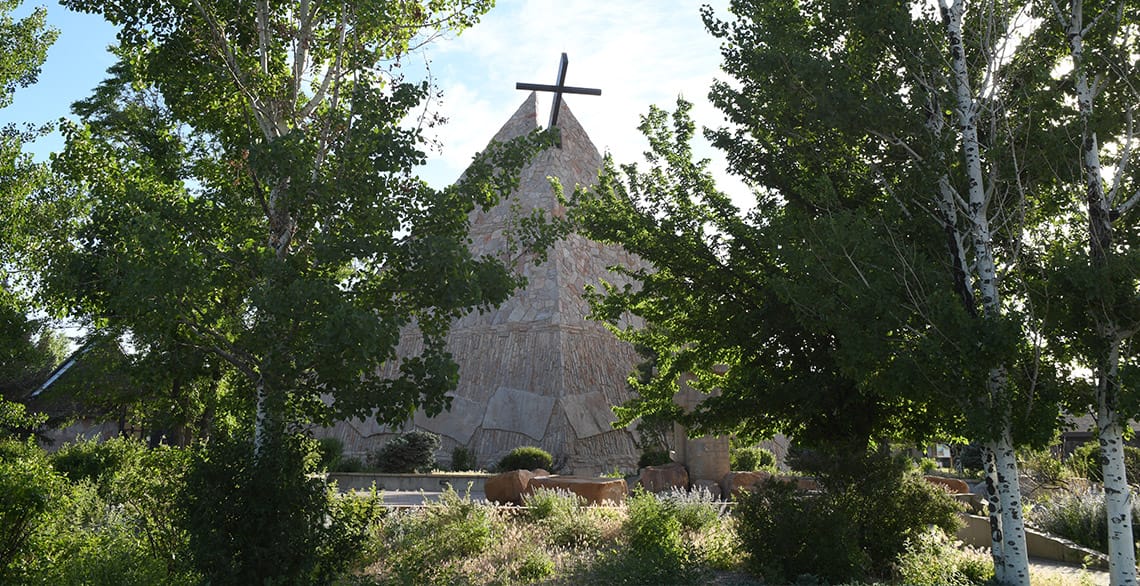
940;2;1031;582
253;378;268;458
1098;337;1137;585
983;446;1008;584
992;432;1030;586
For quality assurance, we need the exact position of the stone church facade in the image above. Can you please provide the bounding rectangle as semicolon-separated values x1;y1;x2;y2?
319;93;643;474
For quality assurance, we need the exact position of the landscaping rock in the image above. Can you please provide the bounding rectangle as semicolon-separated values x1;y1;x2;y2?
720;470;772;498
691;479;722;500
924;475;970;494
485;469;534;505
532;468;551;477
526;475;627;505
637;462;689;493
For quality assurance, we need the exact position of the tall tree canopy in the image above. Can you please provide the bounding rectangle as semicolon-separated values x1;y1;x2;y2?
571;1;1096;583
34;0;554;450
1;1;60;405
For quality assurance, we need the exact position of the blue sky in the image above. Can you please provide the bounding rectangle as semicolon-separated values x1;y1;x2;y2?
4;1;748;203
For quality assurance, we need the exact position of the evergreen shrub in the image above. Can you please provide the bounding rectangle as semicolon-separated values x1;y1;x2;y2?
497;446;553;472
315;437;344;471
638;448;671;469
730;446;776;472
451;445;478;471
368;430;440;473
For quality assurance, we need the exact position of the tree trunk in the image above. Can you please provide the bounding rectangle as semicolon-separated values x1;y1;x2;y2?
1098;341;1137;586
983;446;1008;583
991;431;1030;586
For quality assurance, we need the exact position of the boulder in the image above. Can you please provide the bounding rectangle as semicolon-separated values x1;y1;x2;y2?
691;479;722;500
637;462;689;493
526;475;628;505
485;469;534;505
924;475;971;494
532;468;551;478
720;470;772;498
791;476;819;492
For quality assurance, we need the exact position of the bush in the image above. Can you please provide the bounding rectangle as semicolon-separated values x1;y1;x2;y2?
315;437;344;471
368;430;441;473
524;488;604;548
660;487;724;532
179;433;381;585
332;456;363;473
638;448;671;469
497;446;553;472
450;445;478;471
734;451;962;584
377;487;501;584
730;446;776;472
0;439;69;582
1070;441;1140;483
587;489;697;585
894;528;993;586
1027;488;1140;554
50;436;147;496
955;443;986;473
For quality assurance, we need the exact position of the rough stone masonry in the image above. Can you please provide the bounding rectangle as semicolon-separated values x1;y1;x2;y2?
318;93;644;474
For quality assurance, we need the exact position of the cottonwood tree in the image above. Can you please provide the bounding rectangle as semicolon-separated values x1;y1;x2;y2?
0;1;59;406
574;2;1073;583
37;0;554;457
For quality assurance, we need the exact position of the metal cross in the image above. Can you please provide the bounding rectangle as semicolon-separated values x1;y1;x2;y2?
516;53;602;129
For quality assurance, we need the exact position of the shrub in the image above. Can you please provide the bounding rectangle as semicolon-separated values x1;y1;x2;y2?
368;430;441;473
1018;447;1072;485
1027;488;1140;554
660;487;724;532
1070;441;1140;483
638;448;671;469
956;443;986;473
524;488;604;548
450;445;478;471
0;439;69;582
918;457;939;474
735;450;962;584
377;487;501;584
179;432;381;585
497;446;553;472
587;489;696;585
730;446;776;472
332;456;364;473
315;437;344;471
49;436;147;496
894;528;993;586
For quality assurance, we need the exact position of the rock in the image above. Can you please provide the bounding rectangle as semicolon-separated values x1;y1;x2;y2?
638;462;689;493
526;475;628;505
691;479;722;500
532;468;551;477
791;476;819;492
485;469;534;505
720;470;772;498
925;475;971;494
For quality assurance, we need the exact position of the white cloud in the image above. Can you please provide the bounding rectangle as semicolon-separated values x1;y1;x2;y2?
411;0;752;209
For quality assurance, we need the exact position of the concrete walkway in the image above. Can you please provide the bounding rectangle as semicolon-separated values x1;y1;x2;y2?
1030;557;1109;585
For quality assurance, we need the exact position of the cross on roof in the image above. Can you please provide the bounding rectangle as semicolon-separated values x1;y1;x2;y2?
516;53;602;129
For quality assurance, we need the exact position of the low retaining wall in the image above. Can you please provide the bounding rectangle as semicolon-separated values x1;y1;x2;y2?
327;472;492;494
957;513;1108;569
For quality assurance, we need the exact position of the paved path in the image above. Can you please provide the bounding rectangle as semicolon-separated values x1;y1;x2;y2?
1030;557;1109;585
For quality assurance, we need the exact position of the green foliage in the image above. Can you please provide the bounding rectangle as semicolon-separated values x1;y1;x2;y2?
377;487;500;585
332;456;364;473
638;448;672;469
1070;441;1140;484
1027;489;1140;555
450;445;477;472
524;488;603;549
316;437;344;471
730;446;776;472
497;446;553;472
734;452;962;583
918;457;939;474
368;430;440;473
179;433;381;585
894;528;993;586
49;435;146;496
1018;447;1074;485
660;487;725;533
0;438;67;581
587;489;696;585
